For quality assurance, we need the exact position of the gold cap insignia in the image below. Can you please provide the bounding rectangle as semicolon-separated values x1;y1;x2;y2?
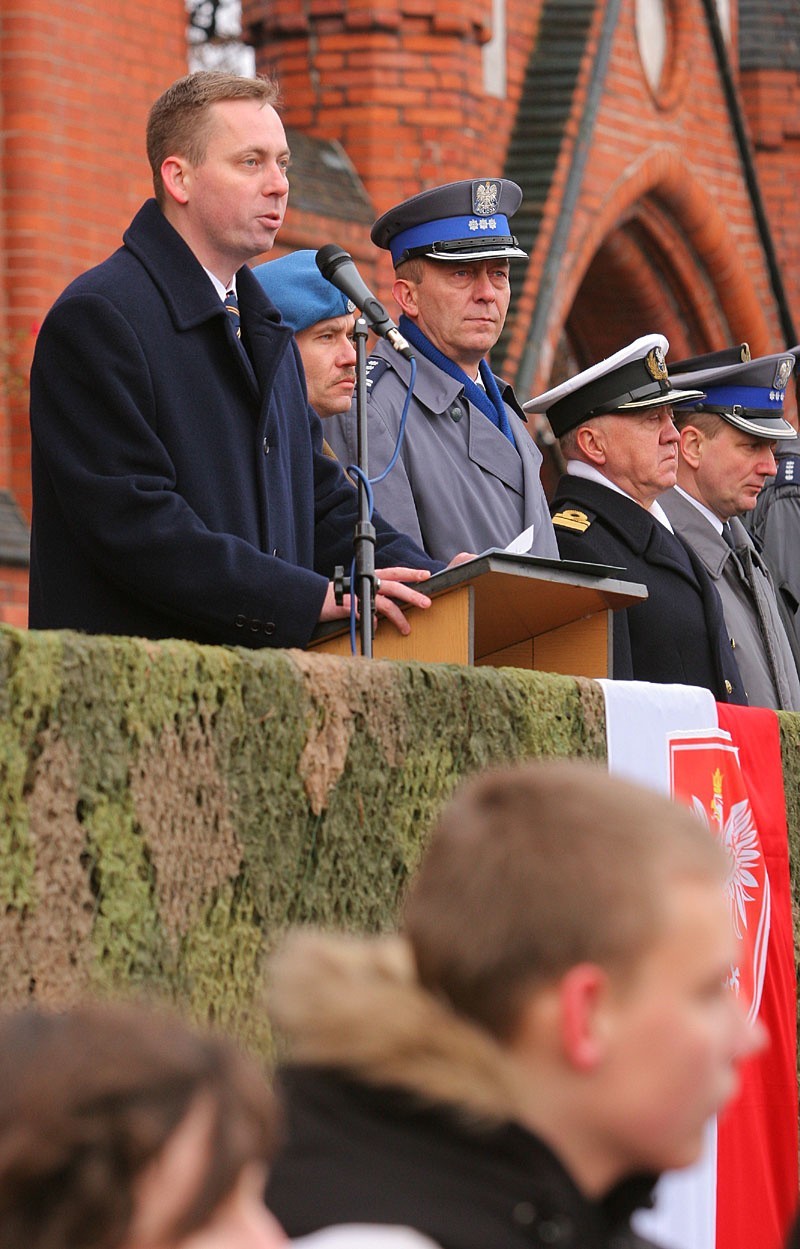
644;346;668;381
552;508;591;533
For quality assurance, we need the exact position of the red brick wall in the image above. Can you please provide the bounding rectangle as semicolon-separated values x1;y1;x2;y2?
0;0;187;518
742;66;800;347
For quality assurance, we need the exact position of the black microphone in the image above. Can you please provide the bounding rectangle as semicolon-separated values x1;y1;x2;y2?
316;244;413;360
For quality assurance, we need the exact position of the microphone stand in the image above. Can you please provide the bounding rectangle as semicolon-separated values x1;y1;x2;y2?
353;315;377;657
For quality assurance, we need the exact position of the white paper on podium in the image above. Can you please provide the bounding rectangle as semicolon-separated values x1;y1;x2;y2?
503;524;534;554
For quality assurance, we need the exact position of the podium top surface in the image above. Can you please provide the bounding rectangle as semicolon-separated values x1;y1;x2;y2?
310;551;647;656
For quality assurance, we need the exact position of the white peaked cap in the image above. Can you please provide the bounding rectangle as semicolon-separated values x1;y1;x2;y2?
524;334;705;437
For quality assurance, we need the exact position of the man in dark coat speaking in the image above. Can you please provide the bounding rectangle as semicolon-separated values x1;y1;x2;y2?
28;72;443;650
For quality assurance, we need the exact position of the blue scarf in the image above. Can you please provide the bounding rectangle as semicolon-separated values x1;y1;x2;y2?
399;316;516;446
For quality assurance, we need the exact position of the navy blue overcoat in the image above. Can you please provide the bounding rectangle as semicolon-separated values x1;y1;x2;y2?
29;200;438;648
550;474;746;703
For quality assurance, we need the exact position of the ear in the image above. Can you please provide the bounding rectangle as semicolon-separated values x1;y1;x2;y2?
160;156;191;207
678;424;704;469
558;963;612;1071
575;423;607;467
392;276;419;318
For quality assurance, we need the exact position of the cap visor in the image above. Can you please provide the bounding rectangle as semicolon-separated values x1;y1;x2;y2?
424;244;528;262
616;386;705;410
717;411;797;440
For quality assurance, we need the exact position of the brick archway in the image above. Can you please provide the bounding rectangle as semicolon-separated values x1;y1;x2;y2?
529;148;774;392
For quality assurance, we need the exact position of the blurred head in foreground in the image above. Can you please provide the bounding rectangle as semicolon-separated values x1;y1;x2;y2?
0;1000;285;1249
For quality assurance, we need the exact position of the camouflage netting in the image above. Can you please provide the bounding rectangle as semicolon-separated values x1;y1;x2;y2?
2;625;799;1055
0;625;606;1052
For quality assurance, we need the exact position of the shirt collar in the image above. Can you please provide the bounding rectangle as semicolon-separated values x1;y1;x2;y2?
674;484;724;534
566;460;674;531
203;267;237;302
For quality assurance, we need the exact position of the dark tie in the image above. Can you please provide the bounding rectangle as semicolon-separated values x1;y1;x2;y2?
224;289;242;339
721;522;736;550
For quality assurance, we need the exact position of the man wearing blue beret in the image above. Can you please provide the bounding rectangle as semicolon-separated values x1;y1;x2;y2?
324;179;558;563
661;349;800;710
253;250;359;423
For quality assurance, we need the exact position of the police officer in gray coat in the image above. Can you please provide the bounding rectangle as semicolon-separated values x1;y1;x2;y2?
748;345;800;650
325;180;558;563
661;350;800;711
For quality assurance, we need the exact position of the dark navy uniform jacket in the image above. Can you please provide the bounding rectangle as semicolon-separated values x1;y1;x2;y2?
29;200;439;649
550;475;746;703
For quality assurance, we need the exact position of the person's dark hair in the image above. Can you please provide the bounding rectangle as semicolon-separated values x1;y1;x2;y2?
146;71;280;204
404;759;726;1041
0;1001;278;1249
671;408;724;437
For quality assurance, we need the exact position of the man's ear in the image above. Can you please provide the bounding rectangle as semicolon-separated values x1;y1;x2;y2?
575;423;607;467
558;963;612;1071
392;277;419;318
678;424;704;469
160;156;191;206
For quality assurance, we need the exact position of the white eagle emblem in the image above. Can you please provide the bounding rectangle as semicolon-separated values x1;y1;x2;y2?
472;180;500;216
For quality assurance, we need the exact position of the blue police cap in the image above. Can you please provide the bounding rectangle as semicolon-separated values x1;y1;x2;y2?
371;179;527;268
669;351;796;439
252;250;355;334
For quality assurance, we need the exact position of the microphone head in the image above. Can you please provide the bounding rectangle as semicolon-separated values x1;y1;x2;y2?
316;244;351;280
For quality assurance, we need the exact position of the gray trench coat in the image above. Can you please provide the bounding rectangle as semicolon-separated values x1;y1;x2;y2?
661;488;800;710
325;340;558;563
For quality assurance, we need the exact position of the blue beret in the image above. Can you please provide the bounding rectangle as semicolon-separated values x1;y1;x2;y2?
372;179;527;268
670;351;796;439
252;250;355;334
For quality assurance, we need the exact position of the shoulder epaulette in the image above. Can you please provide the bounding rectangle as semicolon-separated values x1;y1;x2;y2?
365;355;391;395
551;507;594;533
775;455;800;488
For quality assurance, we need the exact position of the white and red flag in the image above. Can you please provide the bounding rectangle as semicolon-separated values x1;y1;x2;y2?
599;682;797;1249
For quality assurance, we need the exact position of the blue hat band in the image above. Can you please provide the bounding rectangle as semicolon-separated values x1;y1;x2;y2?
701;384;786;412
389;213;514;265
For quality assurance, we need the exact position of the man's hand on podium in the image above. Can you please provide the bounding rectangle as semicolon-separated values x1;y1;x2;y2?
319;567;433;636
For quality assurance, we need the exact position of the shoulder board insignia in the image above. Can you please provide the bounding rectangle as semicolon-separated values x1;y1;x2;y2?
552;508;593;533
775;455;800;487
365;355;391;395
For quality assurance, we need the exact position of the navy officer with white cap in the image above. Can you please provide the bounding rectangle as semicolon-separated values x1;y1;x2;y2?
526;334;747;702
660;348;800;709
325;179;558;563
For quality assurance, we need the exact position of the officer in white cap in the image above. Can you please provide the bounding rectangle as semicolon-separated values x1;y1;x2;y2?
526;334;746;702
324;179;558;563
660;348;800;710
748;344;800;652
253;250;358;421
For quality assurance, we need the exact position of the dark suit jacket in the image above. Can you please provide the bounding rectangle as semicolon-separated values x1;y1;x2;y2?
550;476;746;702
29;200;438;649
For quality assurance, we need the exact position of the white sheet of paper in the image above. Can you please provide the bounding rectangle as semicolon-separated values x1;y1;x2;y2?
503;525;534;554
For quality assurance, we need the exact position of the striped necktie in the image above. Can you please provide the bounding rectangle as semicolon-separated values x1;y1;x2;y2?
224;289;242;339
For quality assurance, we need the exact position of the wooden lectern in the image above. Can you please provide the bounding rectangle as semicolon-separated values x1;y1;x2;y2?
309;551;647;679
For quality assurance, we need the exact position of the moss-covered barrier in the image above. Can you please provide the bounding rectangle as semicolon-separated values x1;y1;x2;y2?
0;624;798;1055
